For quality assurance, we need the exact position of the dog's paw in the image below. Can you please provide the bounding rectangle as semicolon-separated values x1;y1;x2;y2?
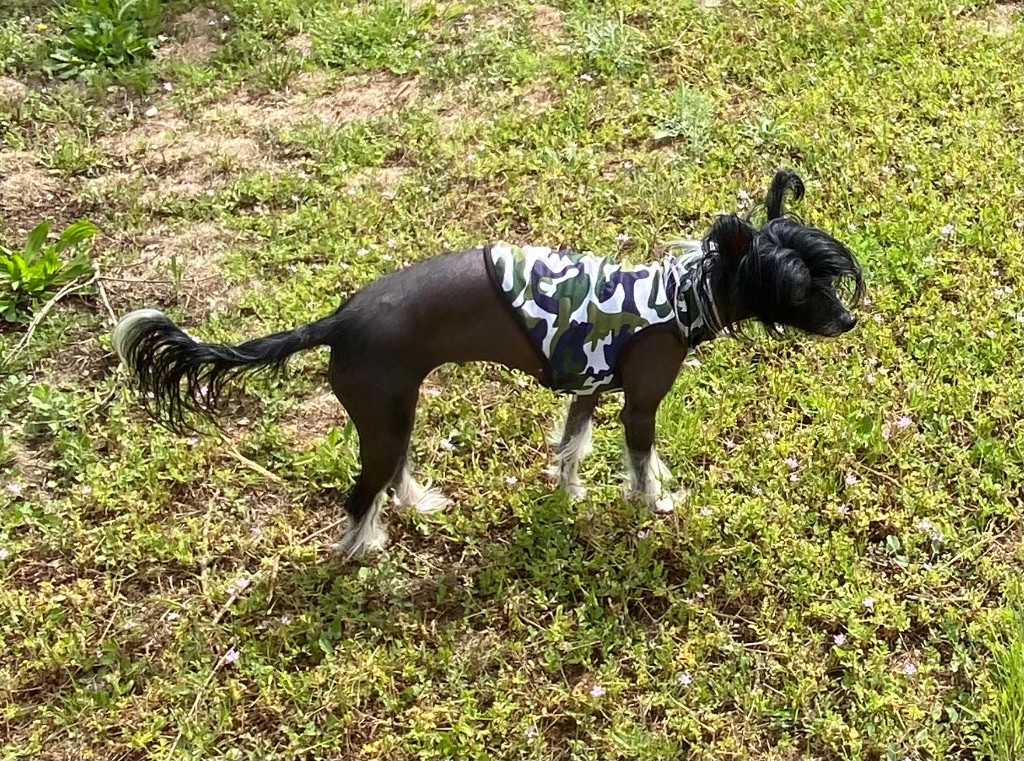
411;489;452;514
331;517;388;558
626;488;688;514
563;483;588;502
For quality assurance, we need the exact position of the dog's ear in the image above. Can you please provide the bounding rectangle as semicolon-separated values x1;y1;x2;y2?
706;214;755;265
766;250;812;304
766;169;805;220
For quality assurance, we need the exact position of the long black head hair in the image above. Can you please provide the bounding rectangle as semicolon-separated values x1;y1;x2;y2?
695;169;865;337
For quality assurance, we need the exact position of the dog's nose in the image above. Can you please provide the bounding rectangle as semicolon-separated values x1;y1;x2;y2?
839;311;857;331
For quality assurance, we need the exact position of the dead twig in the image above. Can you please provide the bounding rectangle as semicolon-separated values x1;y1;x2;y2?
2;273;97;367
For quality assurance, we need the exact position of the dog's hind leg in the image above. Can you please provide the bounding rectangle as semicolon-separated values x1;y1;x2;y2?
329;365;421;557
546;393;600;501
391;454;451;514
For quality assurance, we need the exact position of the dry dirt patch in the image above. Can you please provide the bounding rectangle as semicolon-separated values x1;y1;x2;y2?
971;1;1021;34
530;5;565;39
103;222;247;317
280;388;346;446
206;72;420;132
155;8;223;64
0;151;63;233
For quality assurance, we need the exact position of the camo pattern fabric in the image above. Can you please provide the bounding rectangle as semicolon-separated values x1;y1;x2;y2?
486;242;711;395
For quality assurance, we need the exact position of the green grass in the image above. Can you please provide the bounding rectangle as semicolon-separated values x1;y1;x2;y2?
0;0;1022;758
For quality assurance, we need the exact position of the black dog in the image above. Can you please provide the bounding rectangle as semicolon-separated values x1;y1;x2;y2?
113;170;864;555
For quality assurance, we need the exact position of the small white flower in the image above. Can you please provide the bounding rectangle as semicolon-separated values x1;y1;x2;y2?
784;456;799;471
80;486;92;496
833;633;847;646
862;597;875;609
186;436;199;446
896;415;913;429
222;14;231;21
0;548;9;560
615;232;630;243
6;483;22;496
637;528;650;539
221;646;240;665
291;194;300;203
162;82;173;92
387;238;397;248
250;526;262;539
505;475;518;486
232;577;251;592
580;73;593;82
280;615;292;625
866;373;877;385
737;189;749;201
916;519;933;532
167;612;179;621
439;438;454;451
699;506;713;517
789;472;799;482
144;105;159;118
356;248;369;256
940;224;954;237
872;313;883;324
677;671;693;686
723;438;737;450
589;684;604;698
837;503;851;515
524;724;538;739
845;473;859;486
752;485;763;496
901;661;918;676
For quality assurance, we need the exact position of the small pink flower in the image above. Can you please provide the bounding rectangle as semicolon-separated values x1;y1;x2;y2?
699;506;713;517
637;528;650;539
677;672;693;686
524;724;538;739
896;415;913;429
589;684;604;698
723;438;737;450
279;615;292;625
221;646;240;666
615;232;630;243
833;633;847;646
505;476;518;486
784;456;799;471
862;597;875;610
0;548;9;560
6;483;22;496
845;473;859;486
940;224;954;237
439;438;454;451
901;661;918;676
837;504;851;515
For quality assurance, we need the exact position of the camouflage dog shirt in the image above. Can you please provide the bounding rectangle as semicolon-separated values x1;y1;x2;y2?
484;242;714;395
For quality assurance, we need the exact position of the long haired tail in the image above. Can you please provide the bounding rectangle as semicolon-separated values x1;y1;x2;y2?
112;308;342;431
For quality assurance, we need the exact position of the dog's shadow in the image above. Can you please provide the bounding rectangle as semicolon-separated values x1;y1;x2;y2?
254;488;718;669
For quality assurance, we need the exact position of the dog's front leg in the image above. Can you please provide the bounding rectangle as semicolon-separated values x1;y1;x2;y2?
620;401;676;514
546;393;600;500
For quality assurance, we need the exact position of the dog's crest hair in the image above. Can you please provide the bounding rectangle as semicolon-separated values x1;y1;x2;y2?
671;169;864;338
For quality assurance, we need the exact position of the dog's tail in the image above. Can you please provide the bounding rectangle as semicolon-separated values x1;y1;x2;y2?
112;308;343;431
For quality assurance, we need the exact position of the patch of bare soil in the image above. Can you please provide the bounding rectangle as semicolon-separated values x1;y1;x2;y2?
530;4;565;39
0;76;29;110
971;1;1021;34
280;388;345;446
207;72;420;131
155;8;223;64
102;221;248;318
0;151;86;235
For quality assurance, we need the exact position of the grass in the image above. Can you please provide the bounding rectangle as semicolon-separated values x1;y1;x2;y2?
0;0;1022;758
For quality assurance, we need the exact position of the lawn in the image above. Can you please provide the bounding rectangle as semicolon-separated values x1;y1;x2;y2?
1;0;1022;758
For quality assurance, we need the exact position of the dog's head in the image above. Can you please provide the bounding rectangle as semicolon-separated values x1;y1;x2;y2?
705;170;865;337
